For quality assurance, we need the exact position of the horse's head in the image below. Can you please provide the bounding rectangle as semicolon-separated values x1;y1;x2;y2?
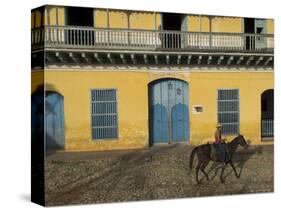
237;134;249;149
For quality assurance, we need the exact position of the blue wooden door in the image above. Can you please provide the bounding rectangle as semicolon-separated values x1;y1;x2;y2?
152;103;169;143
172;103;189;141
45;92;65;150
150;79;189;144
169;80;189;142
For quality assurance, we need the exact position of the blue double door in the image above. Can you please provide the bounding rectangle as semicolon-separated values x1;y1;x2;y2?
45;91;65;150
149;79;189;144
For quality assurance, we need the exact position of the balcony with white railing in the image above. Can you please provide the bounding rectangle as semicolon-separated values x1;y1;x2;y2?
31;25;274;53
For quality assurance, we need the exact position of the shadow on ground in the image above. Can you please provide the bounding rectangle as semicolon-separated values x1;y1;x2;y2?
205;146;264;182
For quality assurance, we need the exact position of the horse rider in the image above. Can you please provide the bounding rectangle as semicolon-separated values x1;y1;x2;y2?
214;123;226;163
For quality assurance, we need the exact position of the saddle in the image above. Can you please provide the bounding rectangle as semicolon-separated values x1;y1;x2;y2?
210;143;219;161
210;142;229;162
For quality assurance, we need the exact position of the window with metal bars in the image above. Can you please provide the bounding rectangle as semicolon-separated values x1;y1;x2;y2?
91;89;118;140
217;89;239;135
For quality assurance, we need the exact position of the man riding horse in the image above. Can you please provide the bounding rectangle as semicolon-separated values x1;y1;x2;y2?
190;130;249;184
214;123;227;163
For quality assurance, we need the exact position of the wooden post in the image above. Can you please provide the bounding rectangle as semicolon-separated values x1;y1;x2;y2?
127;11;131;45
56;6;58;26
199;15;201;32
154;12;157;48
107;9;109;46
209;16;212;48
106;9;109;28
154;12;157;30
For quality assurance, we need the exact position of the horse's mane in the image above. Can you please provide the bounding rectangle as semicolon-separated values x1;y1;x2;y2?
229;134;242;145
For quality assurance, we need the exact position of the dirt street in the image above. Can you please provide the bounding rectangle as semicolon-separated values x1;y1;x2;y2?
45;144;273;206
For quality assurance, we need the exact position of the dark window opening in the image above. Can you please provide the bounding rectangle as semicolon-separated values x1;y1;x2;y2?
244;18;255;50
256;27;263;34
261;89;274;120
161;13;183;48
261;89;274;138
262;99;268;112
162;13;182;31
65;7;95;45
244;18;255;33
66;6;93;26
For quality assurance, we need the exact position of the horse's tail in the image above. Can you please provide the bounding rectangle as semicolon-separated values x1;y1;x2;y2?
189;146;198;170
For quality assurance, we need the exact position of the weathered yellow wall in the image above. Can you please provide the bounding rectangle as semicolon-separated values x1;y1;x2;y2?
130;12;159;30
187;15;200;31
187;15;210;32
95;9;108;28
31;9;43;29
44;6;65;26
95;10;161;29
201;16;211;32
212;17;242;33
46;6;56;25
187;15;242;32
156;13;162;30
31;71;44;94
57;7;65;26
189;71;273;145
267;19;274;34
44;69;273;151
108;10;128;28
35;10;42;27
32;6;64;27
45;71;149;151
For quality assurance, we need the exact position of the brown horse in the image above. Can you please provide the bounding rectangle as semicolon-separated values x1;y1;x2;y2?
189;135;248;184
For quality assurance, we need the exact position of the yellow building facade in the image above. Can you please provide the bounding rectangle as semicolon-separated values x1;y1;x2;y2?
31;5;274;152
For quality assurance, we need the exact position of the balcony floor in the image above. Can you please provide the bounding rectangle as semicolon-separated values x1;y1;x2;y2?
31;49;274;70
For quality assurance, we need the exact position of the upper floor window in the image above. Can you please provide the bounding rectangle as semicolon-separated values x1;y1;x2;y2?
66;6;93;26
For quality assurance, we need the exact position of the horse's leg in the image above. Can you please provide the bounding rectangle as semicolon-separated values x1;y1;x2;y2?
195;160;202;184
229;160;240;178
200;159;210;181
220;164;226;183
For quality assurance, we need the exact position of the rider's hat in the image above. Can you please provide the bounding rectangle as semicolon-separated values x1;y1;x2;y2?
216;123;222;128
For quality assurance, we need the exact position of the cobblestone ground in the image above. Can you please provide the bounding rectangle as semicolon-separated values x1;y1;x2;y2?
45;145;273;206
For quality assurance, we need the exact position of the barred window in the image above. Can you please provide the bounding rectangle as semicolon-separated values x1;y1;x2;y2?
217;89;239;135
91;89;118;140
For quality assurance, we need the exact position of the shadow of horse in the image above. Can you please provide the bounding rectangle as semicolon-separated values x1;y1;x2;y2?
206;146;261;181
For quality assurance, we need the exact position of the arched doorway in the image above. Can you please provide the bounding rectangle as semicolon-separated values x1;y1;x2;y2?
45;91;65;150
31;88;44;146
261;89;274;139
149;78;189;145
